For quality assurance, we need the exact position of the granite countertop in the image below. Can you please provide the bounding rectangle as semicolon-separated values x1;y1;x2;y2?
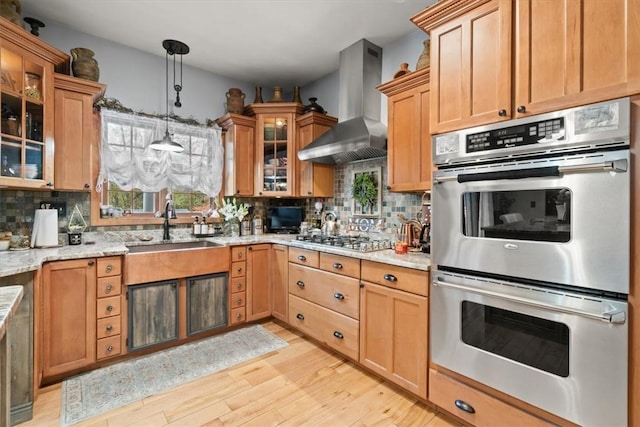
0;230;430;278
0;285;24;340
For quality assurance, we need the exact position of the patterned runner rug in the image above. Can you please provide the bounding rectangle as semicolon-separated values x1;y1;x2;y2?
61;324;288;426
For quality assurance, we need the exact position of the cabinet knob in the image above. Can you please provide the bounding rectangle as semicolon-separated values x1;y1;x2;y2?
106;264;113;271
106;324;113;331
237;298;243;304
106;305;113;312
236;313;243;319
386;185;392;190
333;292;345;300
307;191;312;195
332;262;343;269
517;105;526;114
106;345;114;352
298;255;306;261
454;399;476;414
333;331;344;339
87;260;95;266
248;247;253;251
105;284;113;292
238;252;243;258
296;313;305;320
46;182;53;187
383;274;398;282
237;267;243;273
236;283;242;290
236;190;240;194
296;280;305;288
259;192;263;196
498;109;507;117
84;183;90;189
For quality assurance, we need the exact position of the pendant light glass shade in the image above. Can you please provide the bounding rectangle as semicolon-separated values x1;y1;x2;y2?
150;39;190;152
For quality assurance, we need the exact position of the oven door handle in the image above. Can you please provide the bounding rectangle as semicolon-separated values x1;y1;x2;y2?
433;279;626;324
434;159;628;183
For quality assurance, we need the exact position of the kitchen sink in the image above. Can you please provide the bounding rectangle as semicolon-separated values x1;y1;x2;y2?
126;240;223;253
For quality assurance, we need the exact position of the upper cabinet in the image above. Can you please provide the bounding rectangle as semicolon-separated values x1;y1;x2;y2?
378;67;431;192
0;18;69;188
217;113;256;197
413;0;640;134
53;74;105;191
296;112;337;197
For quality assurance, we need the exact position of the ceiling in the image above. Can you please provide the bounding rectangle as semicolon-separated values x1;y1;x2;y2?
20;0;436;87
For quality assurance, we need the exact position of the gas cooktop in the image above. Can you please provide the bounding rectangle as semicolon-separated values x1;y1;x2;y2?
295;234;391;252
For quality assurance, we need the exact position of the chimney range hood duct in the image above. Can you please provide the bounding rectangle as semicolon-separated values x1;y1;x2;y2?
297;39;387;164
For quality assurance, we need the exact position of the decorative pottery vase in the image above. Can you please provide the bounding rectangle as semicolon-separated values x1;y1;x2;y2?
292;86;302;103
415;39;431;70
253;86;264;103
303;97;326;114
71;47;100;81
0;0;24;28
269;86;284;103
393;63;411;79
226;88;245;114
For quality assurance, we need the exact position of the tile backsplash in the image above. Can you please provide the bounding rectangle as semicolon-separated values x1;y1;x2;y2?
0;158;424;235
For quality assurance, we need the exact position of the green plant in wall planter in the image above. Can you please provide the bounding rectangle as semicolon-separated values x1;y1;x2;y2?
352;170;380;216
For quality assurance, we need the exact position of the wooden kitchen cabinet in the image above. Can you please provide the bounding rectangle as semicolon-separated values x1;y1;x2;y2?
127;280;179;351
295;112;337;197
271;244;288;322
186;273;228;336
217;113;256;197
378;68;431;192
413;0;640;134
246;244;272;321
53;74;105;191
95;256;123;360
229;246;247;325
0;19;68;189
41;259;96;379
246;103;303;197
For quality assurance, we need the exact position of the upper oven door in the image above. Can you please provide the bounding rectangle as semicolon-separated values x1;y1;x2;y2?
431;149;630;294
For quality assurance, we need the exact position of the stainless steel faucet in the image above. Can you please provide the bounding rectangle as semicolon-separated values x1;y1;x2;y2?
163;195;177;240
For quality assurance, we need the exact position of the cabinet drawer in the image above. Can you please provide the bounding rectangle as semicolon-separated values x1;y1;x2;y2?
230;292;246;309
361;261;429;296
288;247;319;268
97;256;122;277
289;263;360;319
429;369;552;427
319;253;361;279
96;295;121;318
289;294;359;361
231;246;247;262
97;276;122;298
231;277;246;293
97;316;121;339
97;335;121;360
230;307;246;325
231;261;246;278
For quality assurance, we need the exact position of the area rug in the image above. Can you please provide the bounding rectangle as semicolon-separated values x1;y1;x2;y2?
60;324;288;426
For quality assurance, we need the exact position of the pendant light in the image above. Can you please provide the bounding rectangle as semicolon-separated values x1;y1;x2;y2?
150;39;190;152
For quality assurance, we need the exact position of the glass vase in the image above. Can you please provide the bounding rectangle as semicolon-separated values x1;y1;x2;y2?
224;219;240;237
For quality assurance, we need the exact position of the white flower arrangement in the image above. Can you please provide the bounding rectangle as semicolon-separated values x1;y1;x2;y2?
215;197;250;222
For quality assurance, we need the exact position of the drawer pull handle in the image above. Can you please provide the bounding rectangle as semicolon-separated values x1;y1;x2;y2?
454;399;475;414
298;255;307;261
384;274;398;282
296;280;305;288
296;313;305;320
238;252;243;258
106;345;114;352
333;293;344;300
237;267;243;273
88;260;95;266
106;305;113;312
105;325;113;331
237;298;243;304
333;331;344;339
105;284;113;291
332;262;343;269
106;264;113;272
236;283;242;290
236;313;243;319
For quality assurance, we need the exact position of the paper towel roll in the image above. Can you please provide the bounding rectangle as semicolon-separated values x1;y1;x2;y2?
33;209;59;247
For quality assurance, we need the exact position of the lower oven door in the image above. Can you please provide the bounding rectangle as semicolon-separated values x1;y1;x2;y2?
430;270;628;427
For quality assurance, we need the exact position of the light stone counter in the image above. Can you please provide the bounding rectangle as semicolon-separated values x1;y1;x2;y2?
0;286;23;341
0;230;430;278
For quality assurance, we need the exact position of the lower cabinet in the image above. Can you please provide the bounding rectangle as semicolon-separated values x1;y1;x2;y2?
246;244;272;321
41;259;97;379
127;280;179;351
187;273;228;336
271;244;289;322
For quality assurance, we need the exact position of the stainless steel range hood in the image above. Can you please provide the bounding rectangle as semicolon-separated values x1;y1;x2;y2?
297;39;387;164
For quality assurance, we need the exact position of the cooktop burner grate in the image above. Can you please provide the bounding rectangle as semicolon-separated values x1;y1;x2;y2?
295;234;391;252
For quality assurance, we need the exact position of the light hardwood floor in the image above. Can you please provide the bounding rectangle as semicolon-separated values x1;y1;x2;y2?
21;321;462;426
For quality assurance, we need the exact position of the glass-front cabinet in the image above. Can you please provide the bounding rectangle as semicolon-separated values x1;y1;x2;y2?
248;103;303;197
0;20;68;188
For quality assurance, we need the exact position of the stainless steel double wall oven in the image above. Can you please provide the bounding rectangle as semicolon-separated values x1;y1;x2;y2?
430;98;631;426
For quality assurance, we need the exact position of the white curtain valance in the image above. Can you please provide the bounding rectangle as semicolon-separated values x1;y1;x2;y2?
96;109;223;197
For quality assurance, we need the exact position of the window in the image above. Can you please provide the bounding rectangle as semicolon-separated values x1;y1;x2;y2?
95;109;223;221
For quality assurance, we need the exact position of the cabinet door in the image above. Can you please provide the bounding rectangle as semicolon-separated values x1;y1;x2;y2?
430;0;512;133
186;273;228;335
255;113;295;196
359;281;428;399
246;244;272;321
53;74;105;191
41;259;96;378
386;82;431;192
296;112;337;197
218;113;255;196
128;280;178;351
515;0;640;117
271;244;288;322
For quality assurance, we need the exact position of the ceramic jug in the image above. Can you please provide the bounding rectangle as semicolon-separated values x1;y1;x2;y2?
226;88;245;114
71;47;100;81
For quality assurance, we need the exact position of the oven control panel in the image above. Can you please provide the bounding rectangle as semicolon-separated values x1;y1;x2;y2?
466;118;565;153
